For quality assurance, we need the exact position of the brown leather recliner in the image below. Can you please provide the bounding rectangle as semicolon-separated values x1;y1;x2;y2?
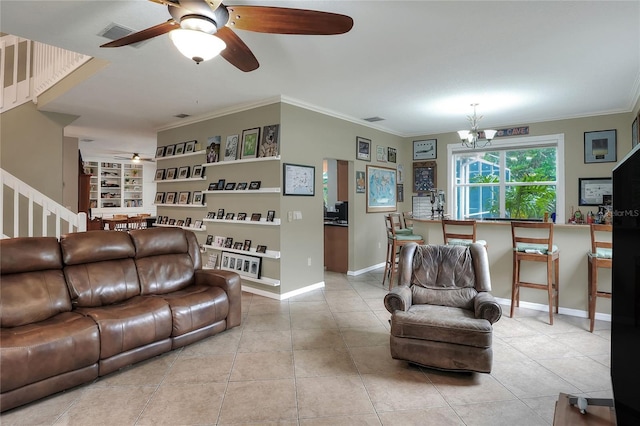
384;243;502;373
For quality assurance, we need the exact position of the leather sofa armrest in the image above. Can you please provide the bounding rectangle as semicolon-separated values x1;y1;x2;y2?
384;285;412;313
474;292;502;324
195;269;242;329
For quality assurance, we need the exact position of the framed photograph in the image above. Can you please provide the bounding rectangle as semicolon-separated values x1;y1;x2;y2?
155;146;166;158
154;192;165;204
192;165;203;179
584;129;617;163
184;217;192;227
243;239;251;251
366;165;397;213
162;216;169;224
174;142;185;156
387;147;397;163
397;184;404;202
224;237;233;248
256;245;267;254
221;251;261;279
283;163;315;196
169;218;176;226
166;168;177;180
217;208;225;219
176;220;184;227
224;182;236;190
217;179;226;190
206;136;221;163
241;127;260;159
632;116;639;149
413;139;437;160
356;170;366;193
155;169;165;181
192;191;203;205
267;210;275;222
251;213;262;221
165;192;177;204
213;236;225;247
205;253;217;269
237;212;247;221
224;134;239;161
206;211;215;219
225;212;235;220
178;191;190;204
178;166;190;179
258;124;280;158
233;242;243;250
156;216;164;225
579;177;613;206
208;182;218;191
165;144;175;156
413;161;437;193
249;181;261;190
236;182;248;190
356;136;371;161
185;140;196;153
376;145;387;162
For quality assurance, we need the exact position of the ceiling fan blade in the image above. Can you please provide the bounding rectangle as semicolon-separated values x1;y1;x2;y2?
100;20;178;48
216;27;259;72
226;6;354;35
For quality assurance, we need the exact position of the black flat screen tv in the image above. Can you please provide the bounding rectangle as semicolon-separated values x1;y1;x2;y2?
611;143;640;425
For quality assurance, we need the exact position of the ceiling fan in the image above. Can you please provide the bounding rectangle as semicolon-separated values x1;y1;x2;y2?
113;152;156;163
100;0;354;71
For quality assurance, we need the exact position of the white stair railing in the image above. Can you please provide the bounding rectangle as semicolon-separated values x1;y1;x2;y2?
1;168;86;239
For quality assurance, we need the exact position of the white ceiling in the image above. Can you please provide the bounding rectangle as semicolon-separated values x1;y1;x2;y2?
2;1;639;159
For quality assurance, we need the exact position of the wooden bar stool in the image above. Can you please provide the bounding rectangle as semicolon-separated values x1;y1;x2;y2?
587;223;612;332
441;219;487;249
511;221;559;324
383;213;424;289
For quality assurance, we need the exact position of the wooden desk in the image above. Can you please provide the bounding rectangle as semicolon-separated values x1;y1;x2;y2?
553;393;615;426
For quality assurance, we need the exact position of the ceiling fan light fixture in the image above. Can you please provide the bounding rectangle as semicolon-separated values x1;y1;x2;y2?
180;16;217;34
169;29;226;64
132;153;141;162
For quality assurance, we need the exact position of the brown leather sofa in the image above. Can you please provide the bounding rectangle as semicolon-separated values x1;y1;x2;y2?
0;227;241;412
384;243;502;373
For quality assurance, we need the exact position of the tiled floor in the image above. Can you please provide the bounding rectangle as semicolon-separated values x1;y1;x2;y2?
1;269;613;425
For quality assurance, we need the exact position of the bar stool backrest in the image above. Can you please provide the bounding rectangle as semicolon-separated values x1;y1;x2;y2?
442;219;478;244
511;221;554;254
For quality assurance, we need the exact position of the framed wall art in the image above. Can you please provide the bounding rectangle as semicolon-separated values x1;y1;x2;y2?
259;124;280;158
584;129;617;163
184;140;196;153
356;136;371;161
387;147;397;163
376;145;387;162
241;127;260;159
413;139;437;160
224;134;239;161
632;115;639;149
579;177;612;206
366;165;397;213
356;170;366;193
413;161;437;193
283;163;315;196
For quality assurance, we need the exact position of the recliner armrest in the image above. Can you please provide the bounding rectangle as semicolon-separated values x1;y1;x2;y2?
474;292;502;324
384;285;412;313
195;269;242;328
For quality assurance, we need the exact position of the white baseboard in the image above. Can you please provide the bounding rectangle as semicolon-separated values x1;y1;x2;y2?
242;281;325;301
495;297;611;322
348;262;386;276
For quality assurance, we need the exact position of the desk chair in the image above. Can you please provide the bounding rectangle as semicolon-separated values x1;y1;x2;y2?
587;224;612;332
383;214;424;289
511;221;559;325
441;219;487;249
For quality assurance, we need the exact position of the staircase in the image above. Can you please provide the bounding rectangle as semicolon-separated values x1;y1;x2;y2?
1;168;86;239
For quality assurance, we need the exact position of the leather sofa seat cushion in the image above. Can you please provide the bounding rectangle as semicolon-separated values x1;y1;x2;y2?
136;255;195;295
60;231;135;265
0;312;99;392
1;237;62;275
76;296;172;359
159;286;229;337
65;259;141;307
391;304;492;348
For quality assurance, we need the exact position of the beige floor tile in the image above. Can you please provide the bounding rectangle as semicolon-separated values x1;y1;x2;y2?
323;289;361;301
327;297;372;313
340;326;389;348
349;345;410;375
290;309;338;329
296;376;375;418
491;338;531;364
0;385;85;426
93;351;177;386
287;289;326;302
242;313;291;331
217;379;297;424
362;370;446;412
166;353;234;384
293;348;358;377
362;297;387;311
333;311;385;328
538;356;613;393
246;300;290;316
549;331;611;356
502;334;581;360
292;328;346;350
521;395;561;424
289;301;331;314
493;315;539;338
238;329;293;352
426;370;516;405
377;407;464;426
230;351;294;381
300;414;382;425
452;399;548;426
490;359;580;398
180;328;242;355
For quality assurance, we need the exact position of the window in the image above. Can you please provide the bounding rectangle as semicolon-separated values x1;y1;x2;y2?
447;134;564;222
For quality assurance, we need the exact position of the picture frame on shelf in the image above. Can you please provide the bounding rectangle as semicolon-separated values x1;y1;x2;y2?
217;178;226;190
206;211;215;219
283;163;315;196
243;239;251;251
206;136;221;163
176;219;184;227
221;251;261;279
208;182;218;191
206;253;217;269
233;242;243;250
155;146;166;158
579;177;613;206
224;182;236;190
237;212;247;221
213;236;225;247
224;237;233;248
178;191;190;204
169;219;176;225
162;216;169;224
413;139;437;160
156;216;164;225
225;212;235;220
387;147;397;163
154;192;165;204
241;127;260;159
184;217;192;227
584;129;617;163
248;181;261;190
356;170;366;193
155;169;165;181
356;136;371;161
192;191;203;205
165;144;175;156
175;143;186;155
258;124;280;158
236;182;248;190
250;213;261;221
166;168;177;180
193;220;202;229
192;165;203;179
266;210;275;222
366;165;397;213
216;208;225;219
256;245;267;254
178;166;190;179
413;161;437;193
165;192;177;204
376;145;387;162
184;140;196;153
224;134;239;161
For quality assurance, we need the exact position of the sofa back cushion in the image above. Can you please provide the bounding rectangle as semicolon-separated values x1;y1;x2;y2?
129;228;199;295
60;231;140;307
0;237;72;327
410;245;478;309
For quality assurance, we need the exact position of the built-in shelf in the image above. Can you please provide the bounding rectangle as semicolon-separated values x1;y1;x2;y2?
154;203;207;208
156;149;206;162
203;187;281;194
203;218;280;226
153;223;207;232
203;267;280;286
154;176;206;183
204;245;280;259
201;156;280;168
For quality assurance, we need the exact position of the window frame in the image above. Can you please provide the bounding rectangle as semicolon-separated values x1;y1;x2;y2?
447;133;565;223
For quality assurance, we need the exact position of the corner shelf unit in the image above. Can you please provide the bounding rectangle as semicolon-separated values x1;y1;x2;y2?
155;149;206;162
83;160;144;209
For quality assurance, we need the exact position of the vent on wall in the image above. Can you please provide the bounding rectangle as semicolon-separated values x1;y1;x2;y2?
98;23;147;48
363;116;385;122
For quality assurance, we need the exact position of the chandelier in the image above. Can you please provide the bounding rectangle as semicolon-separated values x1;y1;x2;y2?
457;103;497;149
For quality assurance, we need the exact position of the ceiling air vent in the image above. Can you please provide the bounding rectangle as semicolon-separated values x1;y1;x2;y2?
174;113;190;118
99;23;146;48
363;116;385;123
